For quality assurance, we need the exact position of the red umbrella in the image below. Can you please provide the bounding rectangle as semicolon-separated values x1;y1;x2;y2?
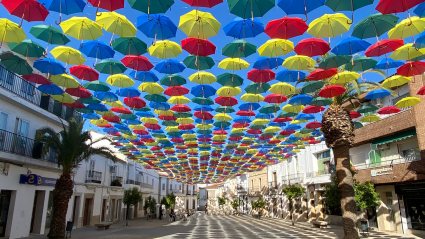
259;135;273;140
303;105;324;114
111;107;131;114
171;138;184;143
181;0;222;7
171;104;191;112
88;0;124;15
236;110;255;116
350;111;362;119
215;96;238;106
264;94;287;104
163;86;189;96
233;122;249;128
194;111;213;120
121;55;153;71
418;86;425;95
103;115;121;122
22;73;51;85
247;69;275;83
70;65;99;82
1;0;49;27
124;97;146;108
228;137;242;141
397;61;425;77
213;130;227;135
365;39;404;57
179;124;195;130
151;146;162;151
308;68;338;81
264;17;308;39
306;121;322;129
65;86;92;98
134;129;149;135
319;85;345;98
98;123;114;128
377;106;401;115
198;138;211;142
274;117;292;122
247;129;262;134
63;101;85;108
294;38;330;57
376;0;425;14
181;38;216;56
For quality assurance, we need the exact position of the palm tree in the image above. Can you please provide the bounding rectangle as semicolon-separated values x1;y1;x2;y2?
36;118;119;239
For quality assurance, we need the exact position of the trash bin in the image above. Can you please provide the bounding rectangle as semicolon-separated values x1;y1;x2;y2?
65;221;73;238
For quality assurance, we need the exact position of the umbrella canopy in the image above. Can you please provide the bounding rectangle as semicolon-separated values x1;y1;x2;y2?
148;40;182;59
95;59;127;74
294;38;330;57
282;55;315;70
128;0;173;15
345;56;377;72
51;74;80;88
352;13;399;39
218;58;249;71
264;17;308;39
319;54;351;69
0;19;26;44
227;0;275;19
222;40;256;58
258;39;294;57
8;39;45;58
33;58;65;75
223;18;264;39
382;75;412;88
376;0;424;14
155;59;186;74
106;74;134;88
181;38;216;56
80;40;115;60
112;37;147;55
23;73;51;85
217;73;244;87
390;43;425;60
51;46;86;65
181;0;223;8
189;72;217;84
325;0;374;23
331;37;371;55
1;0;49;26
137;14;177;41
365;39;404;57
397;61;425;76
1;55;33;75
121;55;153;71
388;17;425;40
183;55;215;70
308;68;338;81
178;10;221;39
87;0;124;12
253;57;283;70
83;80;111;92
318;85;346;98
70;65;99;81
30;25;70;47
60;17;103;40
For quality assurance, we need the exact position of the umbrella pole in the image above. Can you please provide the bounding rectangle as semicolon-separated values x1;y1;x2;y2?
109;20;119;46
44;31;52;56
347;0;354;25
19;10;25;28
303;0;308;22
251;0;254;26
147;0;154;21
96;0;102;17
55;0;62;25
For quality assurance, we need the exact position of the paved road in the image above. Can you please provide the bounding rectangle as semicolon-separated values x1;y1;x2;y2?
26;213;422;239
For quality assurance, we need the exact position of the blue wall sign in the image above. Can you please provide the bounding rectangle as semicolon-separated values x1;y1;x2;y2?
19;174;58;187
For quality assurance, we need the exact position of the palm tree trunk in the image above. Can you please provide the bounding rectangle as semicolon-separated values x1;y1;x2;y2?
48;174;73;239
322;105;359;239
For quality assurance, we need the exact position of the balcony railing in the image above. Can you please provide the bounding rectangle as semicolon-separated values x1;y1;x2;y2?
0;129;58;163
288;173;303;184
237;185;248;193
268;182;278;189
140;182;153;189
111;176;123;187
186;190;192;195
134;181;141;186
0;65;82;124
125;179;135;184
86;171;102;184
354;156;420;171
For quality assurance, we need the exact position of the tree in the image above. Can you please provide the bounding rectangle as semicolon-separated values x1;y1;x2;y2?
144;196;157;212
282;185;306;225
123;188;142;226
251;197;266;217
230;198;240;214
166;193;176;209
217;196;226;210
36;119;118;239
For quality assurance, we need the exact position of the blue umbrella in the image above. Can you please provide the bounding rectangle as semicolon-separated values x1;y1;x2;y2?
195;119;213;124
239;103;260;111
194;105;214;112
33;58;65;75
155;59;186;74
415;31;425;48
331;37;371;55
191;85;216;98
234;116;252;124
136;111;155;117
103;128;118;134
269;122;286;127
137;14;177;41
414;2;425;17
123;119;141;125
295;113;315;121
38;84;63;95
149;102;170;110
277;0;325;21
86;103;108;111
285;125;301;131
253;57;283;70
223;18;264;39
289;94;313;105
374;58;404;69
40;0;86;24
131;70;159;82
115;124;130;131
80;40;115;61
256;113;273;119
365;89;391;100
276;69;306;82
95;92;118;102
82;113;100;119
116;87;140;97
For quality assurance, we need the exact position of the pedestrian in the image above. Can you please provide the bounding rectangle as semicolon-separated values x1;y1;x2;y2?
147;206;151;220
169;209;176;222
159;205;163;220
258;208;262;220
205;204;208;215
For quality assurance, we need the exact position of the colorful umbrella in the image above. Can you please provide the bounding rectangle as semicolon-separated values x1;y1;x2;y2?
223;18;264;39
8;39;45;58
227;0;275;20
330;71;360;84
388;16;425;45
351;13;399;39
276;69;306;82
189;71;217;84
121;55;153;71
148;40;182;59
183;55;215;70
128;0;173;19
365;39;404;57
390;43;425;60
217;73;244;87
70;65;99;82
253;57;283;70
179;10;221;39
377;106;401;114
160;74;186;86
181;0;223;8
294;38;330;57
51;46;86;65
319;54;351;69
0;19;26;46
33;58;65;75
60;17;103;41
96;12;136;43
382;75;411;88
155;59;186;74
376;0;424;16
345;56;377;72
318;85;346;98
397;61;425;76
41;0;86;24
218;58;249;71
308;68;338;81
181;38;216;56
258;39;294;57
307;13;351;43
29;25;70;52
83;80;111;92
331;37;371;56
95;59;127;74
325;0;375;24
80;40;115;63
1;55;33;75
51;74;80;88
1;0;49;27
22;73;51;85
38;84;64;95
66;86;92;98
264;17;308;39
365;89;391;99
277;0;325;21
269;82;295;95
88;0;124;14
112;37;147;55
282;55;315;71
107;74;134;88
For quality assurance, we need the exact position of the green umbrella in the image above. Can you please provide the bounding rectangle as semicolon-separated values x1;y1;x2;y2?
230;132;244;137
261;133;275;137
300;128;315;134
222;40;256;58
160;74;186;86
144;94;168;102
213;121;231;128
244;82;270;94
128;0;174;15
357;104;378;114
227;0;275;19
120;113;137;120
215;106;235;113
83;81;111;92
1;55;32;75
112;37;147;56
353;121;363;129
135;106;151;112
77;96;101;104
217;73;244;87
95;59;127;75
8;39;45;58
352;13;399;39
162;121;179;126
301;81;324;94
192;97;214;105
319;54;351;70
174;112;192;118
259;104;280;113
325;0;374;24
345;56;377;72
250;124;266;129
197;129;212;135
166;131;181;137
29;25;70;52
153;133;167;138
278;111;298;117
183;55;215;70
309;97;333;106
75;108;94;113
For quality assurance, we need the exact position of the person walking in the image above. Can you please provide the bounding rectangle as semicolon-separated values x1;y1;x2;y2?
205;204;208;215
159;205;163;220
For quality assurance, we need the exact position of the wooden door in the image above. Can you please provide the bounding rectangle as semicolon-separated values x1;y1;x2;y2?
102;199;106;222
83;198;91;226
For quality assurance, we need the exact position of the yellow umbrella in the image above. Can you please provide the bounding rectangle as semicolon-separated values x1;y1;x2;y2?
141;117;158;124
148;40;182;59
165;126;179;132
189;71;216;84
177;118;194;124
178;10;220;39
258;39;294;57
104;101;124;108
307;13;351;43
252;119;270;125
107;74;134;88
217;86;242;97
294;131;310;137
51;93;75;103
168;96;190;104
50;74;80;88
290;119;308;124
51;46;85;65
241;93;264;102
155;110;174;116
218;58;249;71
231;128;246;133
182;133;196;139
60;17;103;40
129;124;145;130
0;19;26;46
360;115;381;123
330;71;361;84
145;142;158;146
388;17;425;42
282;55;315;71
269;82;295;95
96;110;115;116
214;113;232;121
382;75;411;88
389;43;425;61
196;124;213;129
90;119;109;126
123;134;138;140
138;82;164;94
96;12;136;43
213;135;227;141
264;126;281;133
282;104;305;113
395;97;421;108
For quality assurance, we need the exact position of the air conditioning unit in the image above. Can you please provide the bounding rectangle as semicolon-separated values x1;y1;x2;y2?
109;166;115;173
377;144;389;150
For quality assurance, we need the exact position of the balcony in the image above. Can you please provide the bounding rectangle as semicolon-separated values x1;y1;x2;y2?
186;189;192;195
125;179;135;184
354;156;420;171
111;176;123;187
248;186;268;196
288;173;304;185
0;129;58;164
139;182;153;193
86;171;102;184
0;65;82;124
237;184;248;194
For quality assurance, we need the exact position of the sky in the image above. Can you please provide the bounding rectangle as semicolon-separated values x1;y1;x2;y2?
0;0;410;134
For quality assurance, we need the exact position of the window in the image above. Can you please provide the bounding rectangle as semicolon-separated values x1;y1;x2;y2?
152;179;154;185
402;148;420;161
170;184;172;190
89;160;95;177
369;150;382;167
251;180;254;189
14;118;29;137
162;184;165;190
0;112;8;130
192;200;195;209
259;178;262;189
317;150;331;160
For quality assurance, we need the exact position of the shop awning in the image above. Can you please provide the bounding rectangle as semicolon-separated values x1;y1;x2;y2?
371;129;417;146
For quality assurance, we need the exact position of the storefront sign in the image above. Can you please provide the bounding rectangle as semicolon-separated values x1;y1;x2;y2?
19;174;58;187
371;167;393;177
